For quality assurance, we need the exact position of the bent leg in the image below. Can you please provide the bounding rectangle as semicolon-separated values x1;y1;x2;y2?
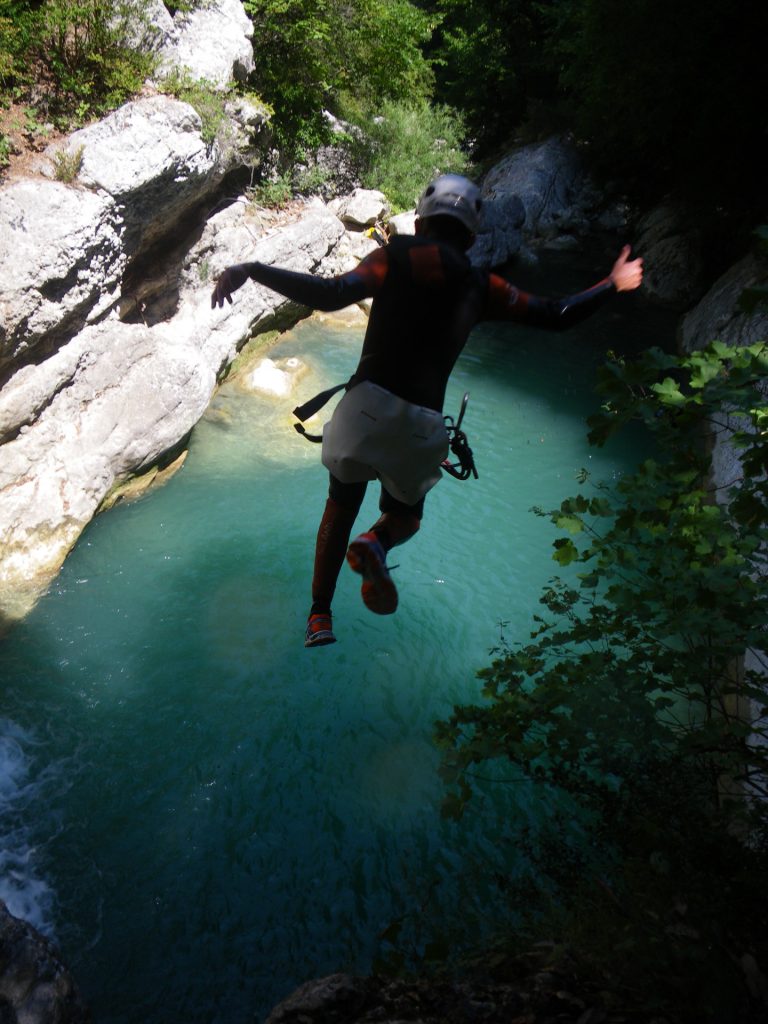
345;487;424;616
369;487;424;551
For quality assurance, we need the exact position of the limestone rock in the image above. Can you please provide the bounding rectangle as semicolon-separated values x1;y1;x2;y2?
122;0;175;54
680;253;768;352
470;190;525;269
0;181;123;373
0;202;346;622
245;356;307;397
263;971;531;1024
1;90;267;377
480;137;599;236
387;211;416;237
635;204;706;309
42;97;229;251
680;252;768;498
266;974;368;1023
328;188;390;229
156;0;255;87
0;899;90;1024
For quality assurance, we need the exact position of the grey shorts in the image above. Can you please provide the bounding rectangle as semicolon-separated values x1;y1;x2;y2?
321;381;449;505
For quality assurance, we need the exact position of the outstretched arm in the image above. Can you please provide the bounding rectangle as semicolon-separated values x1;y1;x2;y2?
211;253;387;312
486;246;643;330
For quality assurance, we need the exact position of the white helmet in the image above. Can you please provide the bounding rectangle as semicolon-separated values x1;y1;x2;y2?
416;174;482;234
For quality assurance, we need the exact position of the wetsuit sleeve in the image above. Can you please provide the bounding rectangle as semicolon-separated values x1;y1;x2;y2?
483;273;617;330
241;248;389;312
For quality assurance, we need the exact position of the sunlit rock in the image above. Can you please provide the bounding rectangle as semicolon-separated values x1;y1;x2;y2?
0;180;123;371
156;0;255;87
387;210;416;236
328;188;389;229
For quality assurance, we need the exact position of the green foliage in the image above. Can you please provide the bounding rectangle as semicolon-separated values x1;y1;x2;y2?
247;170;293;210
436;341;768;1019
163;0;203;13
339;96;469;211
544;0;767;207
242;0;435;159
426;0;557;156
0;0;157;123
0;131;11;167
158;69;229;146
37;0;157;119
0;2;37;85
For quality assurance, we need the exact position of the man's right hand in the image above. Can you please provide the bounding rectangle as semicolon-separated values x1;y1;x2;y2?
610;245;644;292
211;264;251;308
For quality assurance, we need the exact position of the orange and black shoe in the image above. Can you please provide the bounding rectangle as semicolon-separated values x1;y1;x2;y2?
346;532;398;615
304;613;336;648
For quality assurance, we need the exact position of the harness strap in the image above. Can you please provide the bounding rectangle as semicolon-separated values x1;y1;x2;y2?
293;381;349;443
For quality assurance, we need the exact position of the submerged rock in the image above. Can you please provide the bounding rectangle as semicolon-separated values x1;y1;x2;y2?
245;356;307;397
0;900;90;1024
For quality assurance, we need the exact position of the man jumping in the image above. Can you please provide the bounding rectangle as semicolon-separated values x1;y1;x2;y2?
211;174;643;647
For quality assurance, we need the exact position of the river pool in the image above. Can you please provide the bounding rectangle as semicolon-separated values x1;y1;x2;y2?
0;248;674;1023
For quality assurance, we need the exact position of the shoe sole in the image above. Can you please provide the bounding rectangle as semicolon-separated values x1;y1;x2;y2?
305;632;336;648
346;540;398;615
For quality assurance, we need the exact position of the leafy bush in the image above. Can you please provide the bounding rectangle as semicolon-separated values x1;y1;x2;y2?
426;0;557;156
158;69;229;146
543;0;766;209
242;0;435;160
0;0;156;123
339;96;469;211
38;0;156;119
247;170;293;210
0;2;37;85
0;131;11;167
436;340;768;1020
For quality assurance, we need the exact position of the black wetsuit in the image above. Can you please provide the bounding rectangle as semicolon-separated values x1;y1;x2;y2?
241;234;616;414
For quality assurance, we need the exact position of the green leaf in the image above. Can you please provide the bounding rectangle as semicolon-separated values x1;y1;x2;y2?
552;538;579;566
651;377;686;405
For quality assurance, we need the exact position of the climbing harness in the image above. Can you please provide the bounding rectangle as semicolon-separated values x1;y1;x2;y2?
442;392;478;481
293;382;478;483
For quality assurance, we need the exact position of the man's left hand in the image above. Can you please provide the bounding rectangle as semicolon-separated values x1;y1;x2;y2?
211;264;250;308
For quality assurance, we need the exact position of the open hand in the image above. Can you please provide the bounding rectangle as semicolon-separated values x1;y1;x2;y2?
610;245;643;292
211;264;250;308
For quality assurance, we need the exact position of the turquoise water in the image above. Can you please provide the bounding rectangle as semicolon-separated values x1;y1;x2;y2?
0;254;672;1023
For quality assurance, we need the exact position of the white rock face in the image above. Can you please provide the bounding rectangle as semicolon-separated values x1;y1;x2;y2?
247;357;304;397
387;211;416;237
41;95;252;251
1;90;267;377
328;189;389;228
471;136;602;267
0;181;123;367
0;200;348;620
157;0;255;87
